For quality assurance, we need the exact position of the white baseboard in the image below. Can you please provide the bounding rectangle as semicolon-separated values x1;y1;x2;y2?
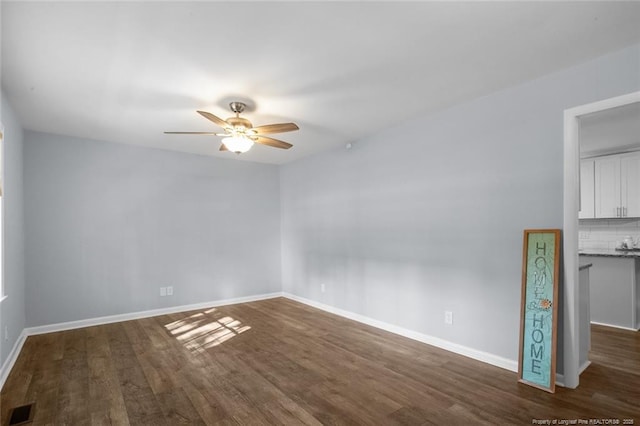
282;292;519;373
0;329;28;391
590;321;639;332
0;292;282;391
26;292;283;336
578;360;592;375
5;291;556;392
555;360;591;388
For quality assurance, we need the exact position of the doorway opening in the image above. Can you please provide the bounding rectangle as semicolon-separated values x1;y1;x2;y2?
563;91;640;389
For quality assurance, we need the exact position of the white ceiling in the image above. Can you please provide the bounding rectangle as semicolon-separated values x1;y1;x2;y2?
2;2;640;165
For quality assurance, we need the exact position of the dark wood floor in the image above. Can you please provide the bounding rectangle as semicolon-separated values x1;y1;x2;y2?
1;298;638;425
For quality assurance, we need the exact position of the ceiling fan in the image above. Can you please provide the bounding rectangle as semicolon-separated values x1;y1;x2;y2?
165;102;298;154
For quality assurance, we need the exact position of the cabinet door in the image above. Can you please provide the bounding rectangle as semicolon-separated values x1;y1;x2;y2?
587;256;636;329
594;156;621;218
579;159;595;219
621;152;640;217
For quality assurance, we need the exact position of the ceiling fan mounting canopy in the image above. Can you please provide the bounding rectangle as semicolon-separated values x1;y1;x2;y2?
164;101;299;154
229;101;246;114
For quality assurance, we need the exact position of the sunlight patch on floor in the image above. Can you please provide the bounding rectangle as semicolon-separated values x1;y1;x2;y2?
164;310;251;352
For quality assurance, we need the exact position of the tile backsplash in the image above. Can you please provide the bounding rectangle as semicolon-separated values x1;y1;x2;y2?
579;218;640;249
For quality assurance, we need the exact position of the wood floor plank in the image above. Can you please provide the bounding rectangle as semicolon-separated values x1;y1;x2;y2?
56;329;91;425
259;397;322;426
154;387;206;425
2;298;639;425
178;376;230;425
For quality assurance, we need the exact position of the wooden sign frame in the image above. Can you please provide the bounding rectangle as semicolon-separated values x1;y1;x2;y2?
518;229;560;393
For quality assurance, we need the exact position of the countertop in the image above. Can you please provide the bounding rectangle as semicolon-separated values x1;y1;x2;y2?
579;248;640;258
579;262;593;270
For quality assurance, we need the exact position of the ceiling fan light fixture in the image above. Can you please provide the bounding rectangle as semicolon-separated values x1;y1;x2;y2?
166;102;298;153
222;136;254;154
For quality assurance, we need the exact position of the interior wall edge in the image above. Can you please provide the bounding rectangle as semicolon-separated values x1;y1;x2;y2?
0;91;27;372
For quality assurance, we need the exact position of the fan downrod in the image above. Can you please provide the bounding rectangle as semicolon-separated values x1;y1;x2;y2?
229;102;246;115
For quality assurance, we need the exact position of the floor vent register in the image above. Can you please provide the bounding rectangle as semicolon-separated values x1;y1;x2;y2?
7;403;35;425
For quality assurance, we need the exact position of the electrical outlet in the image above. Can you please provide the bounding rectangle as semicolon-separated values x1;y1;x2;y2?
445;311;453;325
167;286;173;296
320;283;326;293
160;287;167;297
4;326;8;341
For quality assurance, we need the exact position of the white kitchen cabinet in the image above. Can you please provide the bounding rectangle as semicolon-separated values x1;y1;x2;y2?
621;153;640;217
579;159;595;219
594;152;640;218
595;155;621;218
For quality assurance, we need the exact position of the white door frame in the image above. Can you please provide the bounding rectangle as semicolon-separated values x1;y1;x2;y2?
563;90;640;389
0;123;4;300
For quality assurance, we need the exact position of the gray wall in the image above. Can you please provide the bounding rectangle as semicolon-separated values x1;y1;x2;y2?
280;44;640;363
4;42;639;373
0;92;26;366
24;132;281;326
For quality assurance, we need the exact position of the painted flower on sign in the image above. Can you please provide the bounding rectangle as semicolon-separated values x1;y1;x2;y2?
540;299;552;310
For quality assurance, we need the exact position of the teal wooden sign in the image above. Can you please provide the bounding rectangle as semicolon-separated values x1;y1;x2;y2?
518;229;560;393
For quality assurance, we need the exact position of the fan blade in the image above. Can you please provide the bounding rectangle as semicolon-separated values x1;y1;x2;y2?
252;123;299;134
164;131;223;135
254;136;293;149
197;111;229;128
219;144;228;151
